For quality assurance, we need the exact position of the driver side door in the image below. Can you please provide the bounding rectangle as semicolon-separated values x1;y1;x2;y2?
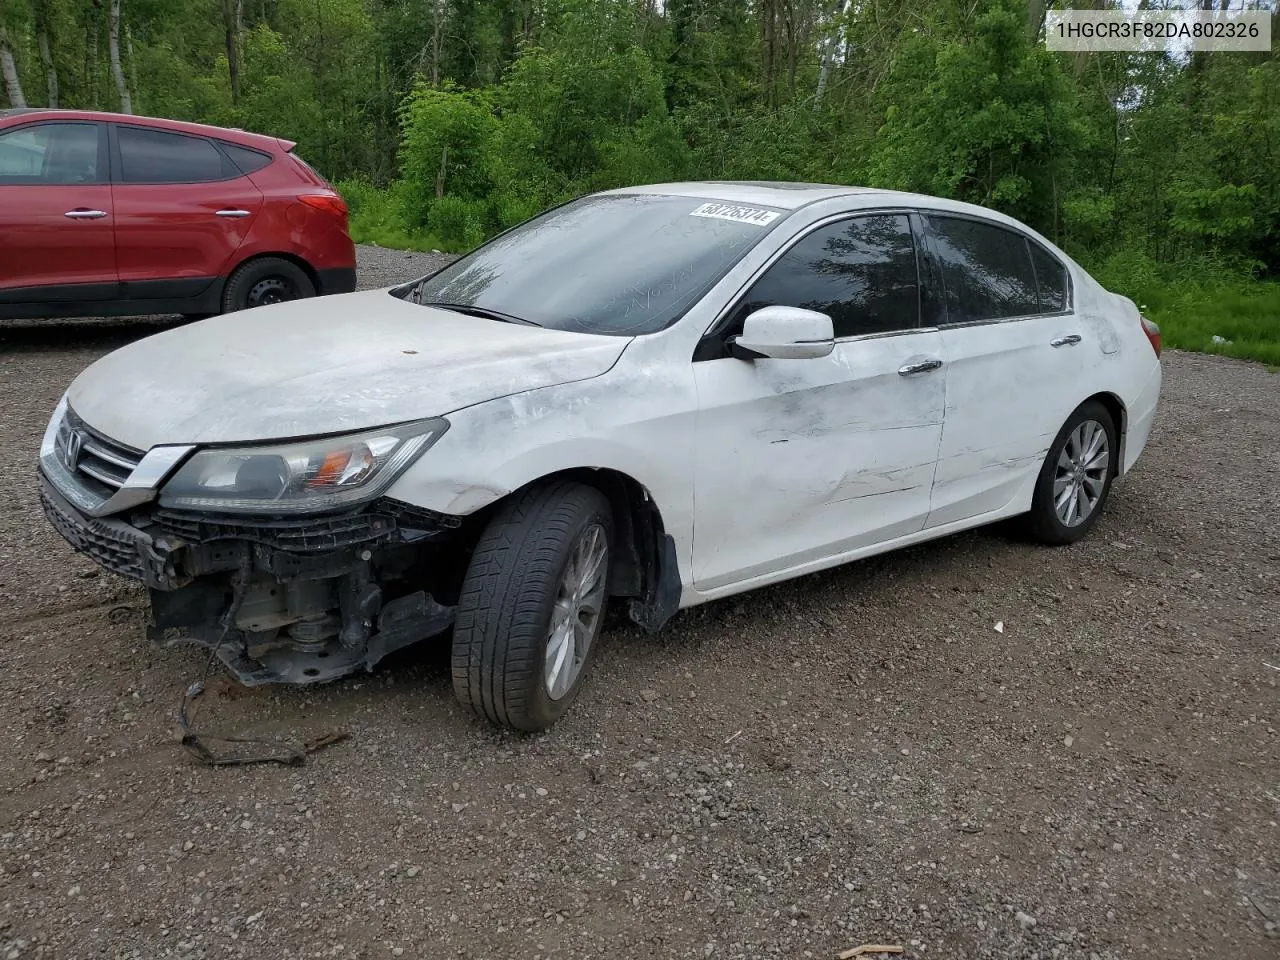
690;212;946;594
0;120;117;305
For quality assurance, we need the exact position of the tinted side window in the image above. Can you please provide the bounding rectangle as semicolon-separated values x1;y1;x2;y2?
928;216;1039;324
732;214;920;339
1029;242;1069;312
0;123;101;184
221;142;273;175
118;127;229;183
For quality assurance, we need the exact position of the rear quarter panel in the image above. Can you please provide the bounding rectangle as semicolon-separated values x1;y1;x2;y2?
1070;266;1162;473
238;157;355;272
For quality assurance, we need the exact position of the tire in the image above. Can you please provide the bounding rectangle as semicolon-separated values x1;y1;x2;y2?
1023;400;1118;545
220;257;316;313
452;481;613;732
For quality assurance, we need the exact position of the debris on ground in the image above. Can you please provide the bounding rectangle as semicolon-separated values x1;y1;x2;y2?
178;680;350;767
837;945;904;959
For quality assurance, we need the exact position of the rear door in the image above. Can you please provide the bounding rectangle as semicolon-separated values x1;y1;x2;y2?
923;214;1088;527
0;120;117;303
109;123;263;300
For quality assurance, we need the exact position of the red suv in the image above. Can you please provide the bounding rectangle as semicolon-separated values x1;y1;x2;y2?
0;109;356;319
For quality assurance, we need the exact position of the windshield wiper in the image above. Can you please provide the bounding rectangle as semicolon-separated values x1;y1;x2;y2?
420;301;541;327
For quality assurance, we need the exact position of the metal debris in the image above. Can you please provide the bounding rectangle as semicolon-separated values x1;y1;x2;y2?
837;945;904;959
178;679;349;767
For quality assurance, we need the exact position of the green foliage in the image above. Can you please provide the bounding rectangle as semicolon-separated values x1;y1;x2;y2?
336;177;446;252
399;83;498;207
0;0;1275;361
866;0;1076;228
426;194;487;249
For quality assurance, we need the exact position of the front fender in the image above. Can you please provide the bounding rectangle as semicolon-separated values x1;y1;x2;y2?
383;355;699;589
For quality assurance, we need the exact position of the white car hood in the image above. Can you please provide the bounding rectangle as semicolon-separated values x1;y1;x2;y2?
66;290;630;449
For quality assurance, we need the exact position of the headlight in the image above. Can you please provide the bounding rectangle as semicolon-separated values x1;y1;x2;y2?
157;419;448;514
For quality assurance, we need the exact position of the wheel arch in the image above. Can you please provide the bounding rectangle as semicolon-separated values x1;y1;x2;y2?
1083;391;1128;475
224;250;319;289
470;466;682;633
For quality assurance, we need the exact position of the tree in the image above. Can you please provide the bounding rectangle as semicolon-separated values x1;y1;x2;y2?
0;12;27;107
34;0;57;106
108;0;130;112
220;0;242;103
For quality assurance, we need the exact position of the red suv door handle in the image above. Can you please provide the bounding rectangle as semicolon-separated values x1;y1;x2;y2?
215;209;252;218
64;209;108;219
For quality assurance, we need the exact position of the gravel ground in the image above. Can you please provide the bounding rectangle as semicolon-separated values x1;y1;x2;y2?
0;245;1276;960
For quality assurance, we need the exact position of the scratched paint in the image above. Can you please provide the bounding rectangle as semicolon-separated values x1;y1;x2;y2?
65;290;630;449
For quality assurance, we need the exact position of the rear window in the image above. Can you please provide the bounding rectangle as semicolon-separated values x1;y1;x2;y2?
1029;242;1070;313
289;152;330;185
118;126;231;183
220;142;273;176
927;215;1040;324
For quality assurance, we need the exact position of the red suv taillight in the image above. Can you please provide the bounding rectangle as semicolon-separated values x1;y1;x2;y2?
1140;315;1162;358
297;193;348;218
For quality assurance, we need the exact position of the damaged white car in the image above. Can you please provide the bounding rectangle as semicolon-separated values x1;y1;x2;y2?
39;182;1162;730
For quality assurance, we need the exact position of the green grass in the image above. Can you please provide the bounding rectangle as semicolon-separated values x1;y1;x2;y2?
1140;283;1280;367
1090;251;1280;367
333;178;452;254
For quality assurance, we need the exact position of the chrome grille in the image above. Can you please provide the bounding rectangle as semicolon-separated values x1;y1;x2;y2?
55;409;143;496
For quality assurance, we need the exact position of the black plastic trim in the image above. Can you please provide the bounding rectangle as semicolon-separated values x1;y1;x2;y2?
316;267;357;295
0;281;224;319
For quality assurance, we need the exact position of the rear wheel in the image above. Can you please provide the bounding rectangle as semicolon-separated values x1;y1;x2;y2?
221;257;315;313
452;481;613;731
1023;400;1118;545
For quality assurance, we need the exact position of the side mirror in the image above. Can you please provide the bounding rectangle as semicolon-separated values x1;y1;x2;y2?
729;306;834;361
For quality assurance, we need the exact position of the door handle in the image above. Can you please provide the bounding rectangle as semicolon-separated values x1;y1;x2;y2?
898;358;944;376
64;209;107;219
215;209;252;218
1050;334;1083;347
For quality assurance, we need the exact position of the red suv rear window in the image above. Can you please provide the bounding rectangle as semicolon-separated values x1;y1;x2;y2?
220;142;273;176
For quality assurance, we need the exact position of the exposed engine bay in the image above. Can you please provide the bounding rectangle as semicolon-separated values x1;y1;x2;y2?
42;476;468;684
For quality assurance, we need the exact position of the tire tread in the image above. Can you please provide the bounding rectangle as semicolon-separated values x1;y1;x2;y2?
452;481;610;730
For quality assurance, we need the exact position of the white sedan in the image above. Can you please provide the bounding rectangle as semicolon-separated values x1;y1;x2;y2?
38;181;1163;730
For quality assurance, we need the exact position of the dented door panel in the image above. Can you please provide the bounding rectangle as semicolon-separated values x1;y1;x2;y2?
691;330;945;591
927;315;1093;527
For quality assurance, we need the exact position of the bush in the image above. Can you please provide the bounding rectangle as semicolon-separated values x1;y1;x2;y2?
427;195;487;250
334;177;443;252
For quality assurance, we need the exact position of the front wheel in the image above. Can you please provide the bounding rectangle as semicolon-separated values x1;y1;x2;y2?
1023;400;1118;545
452;481;613;731
221;257;316;313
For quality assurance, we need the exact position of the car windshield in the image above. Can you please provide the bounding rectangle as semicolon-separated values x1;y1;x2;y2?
397;193;786;336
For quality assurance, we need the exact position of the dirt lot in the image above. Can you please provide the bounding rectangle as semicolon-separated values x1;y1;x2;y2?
0;247;1276;960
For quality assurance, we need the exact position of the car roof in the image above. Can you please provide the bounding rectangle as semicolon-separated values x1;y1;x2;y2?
605;180;1053;240
0;108;290;152
605;180;879;210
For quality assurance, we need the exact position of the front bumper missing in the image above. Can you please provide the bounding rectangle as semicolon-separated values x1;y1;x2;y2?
168;590;455;686
39;472;458;686
40;476;183;588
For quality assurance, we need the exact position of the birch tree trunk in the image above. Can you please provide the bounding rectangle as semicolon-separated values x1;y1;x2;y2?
0;25;27;108
127;22;137;110
108;0;132;113
814;0;848;109
36;1;59;107
221;0;241;104
87;19;99;109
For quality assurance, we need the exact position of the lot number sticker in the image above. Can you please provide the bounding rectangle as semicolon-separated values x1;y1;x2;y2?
690;202;779;226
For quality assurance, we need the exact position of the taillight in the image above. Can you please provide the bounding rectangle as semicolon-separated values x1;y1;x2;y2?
297;193;348;218
1140;315;1161;358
